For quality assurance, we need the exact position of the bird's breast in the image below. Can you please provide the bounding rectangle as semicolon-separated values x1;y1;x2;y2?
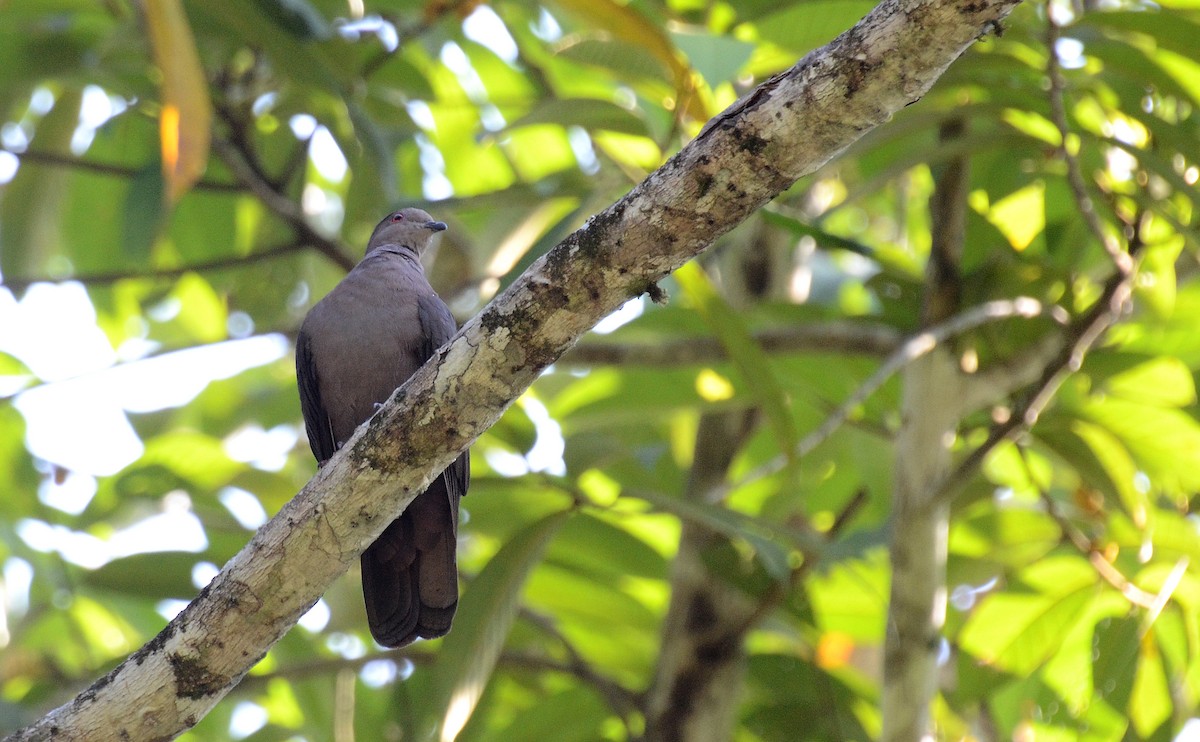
306;273;429;444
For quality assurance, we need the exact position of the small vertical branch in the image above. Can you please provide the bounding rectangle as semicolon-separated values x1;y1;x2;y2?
922;119;968;324
643;409;761;742
644;220;787;742
1045;17;1131;275
334;668;356;742
881;118;970;741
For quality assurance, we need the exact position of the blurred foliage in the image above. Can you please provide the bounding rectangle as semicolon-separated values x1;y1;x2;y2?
0;0;1198;740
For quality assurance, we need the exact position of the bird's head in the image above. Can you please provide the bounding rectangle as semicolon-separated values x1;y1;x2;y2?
366;208;447;256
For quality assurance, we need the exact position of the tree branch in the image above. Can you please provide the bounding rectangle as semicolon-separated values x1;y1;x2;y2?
881;117;970;742
1045;16;1132;276
8;0;1023;737
210;137;356;272
731;297;1057;494
560;321;901;367
0;239;308;292
931;226;1144;506
644;409;761;742
0;147;243;192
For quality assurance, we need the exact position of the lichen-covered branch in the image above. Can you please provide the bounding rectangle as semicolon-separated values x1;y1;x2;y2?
8;0;1022;737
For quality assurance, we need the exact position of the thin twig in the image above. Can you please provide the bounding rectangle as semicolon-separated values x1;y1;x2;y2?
561;321;901;367
932;219;1146;506
517;607;643;719
1145;558;1189;627
1045;18;1132;275
796;299;1059;458
731;298;1063;495
0;239;308;292
732;488;870;636
211;137;356;272
0;147;243;192
1017;447;1158;609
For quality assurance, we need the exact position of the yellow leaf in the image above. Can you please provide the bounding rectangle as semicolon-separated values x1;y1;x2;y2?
695;368;734;401
987;181;1044;252
142;0;212;203
816;631;855;669
550;0;707;122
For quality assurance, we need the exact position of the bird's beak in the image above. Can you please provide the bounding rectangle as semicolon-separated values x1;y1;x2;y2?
426;221;448;232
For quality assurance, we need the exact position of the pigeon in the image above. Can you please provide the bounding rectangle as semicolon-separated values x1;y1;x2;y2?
296;208;469;647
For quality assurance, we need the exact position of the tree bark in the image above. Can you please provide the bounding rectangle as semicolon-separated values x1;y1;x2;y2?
644;409;760;742
882;119;968;741
7;0;1023;738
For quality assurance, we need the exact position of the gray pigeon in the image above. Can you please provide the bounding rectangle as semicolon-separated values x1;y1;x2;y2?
295;208;469;648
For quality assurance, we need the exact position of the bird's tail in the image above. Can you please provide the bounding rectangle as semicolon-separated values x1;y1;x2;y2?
360;479;459;648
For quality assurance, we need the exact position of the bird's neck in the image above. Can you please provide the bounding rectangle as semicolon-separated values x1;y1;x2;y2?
367;244;424;269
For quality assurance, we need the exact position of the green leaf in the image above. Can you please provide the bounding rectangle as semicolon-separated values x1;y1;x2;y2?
628;486;815;580
1135;238;1183;318
958;556;1099;675
674;262;798;460
250;0;331;40
0;88;81;281
82;552;200;599
669;30;756;87
1092;614;1140;716
949;504;1060;567
1079;398;1200;496
505;99;648;136
1079;11;1200;60
418;510;570;741
1070;419;1145;527
554;37;669;83
743;654;873;740
489;687;610;742
545;511;667;581
164;273;228;344
122;162;165;263
808;548;889;640
1101;355;1196;408
760;211;876;258
987;180;1045;253
0;350;33;380
114;430;243;497
752;0;881;55
1131;625;1172;737
550;0;705;121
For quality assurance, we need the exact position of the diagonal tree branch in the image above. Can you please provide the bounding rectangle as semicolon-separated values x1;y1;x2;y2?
1045;15;1132;276
7;0;1023;737
718;297;1060;500
211;137;356;272
931;232;1143;506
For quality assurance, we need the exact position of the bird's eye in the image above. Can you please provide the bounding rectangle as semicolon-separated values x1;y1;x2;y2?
392;213;404;222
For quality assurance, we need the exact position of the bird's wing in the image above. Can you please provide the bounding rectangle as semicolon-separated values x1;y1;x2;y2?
296;328;337;464
417;293;470;497
415;292;456;364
